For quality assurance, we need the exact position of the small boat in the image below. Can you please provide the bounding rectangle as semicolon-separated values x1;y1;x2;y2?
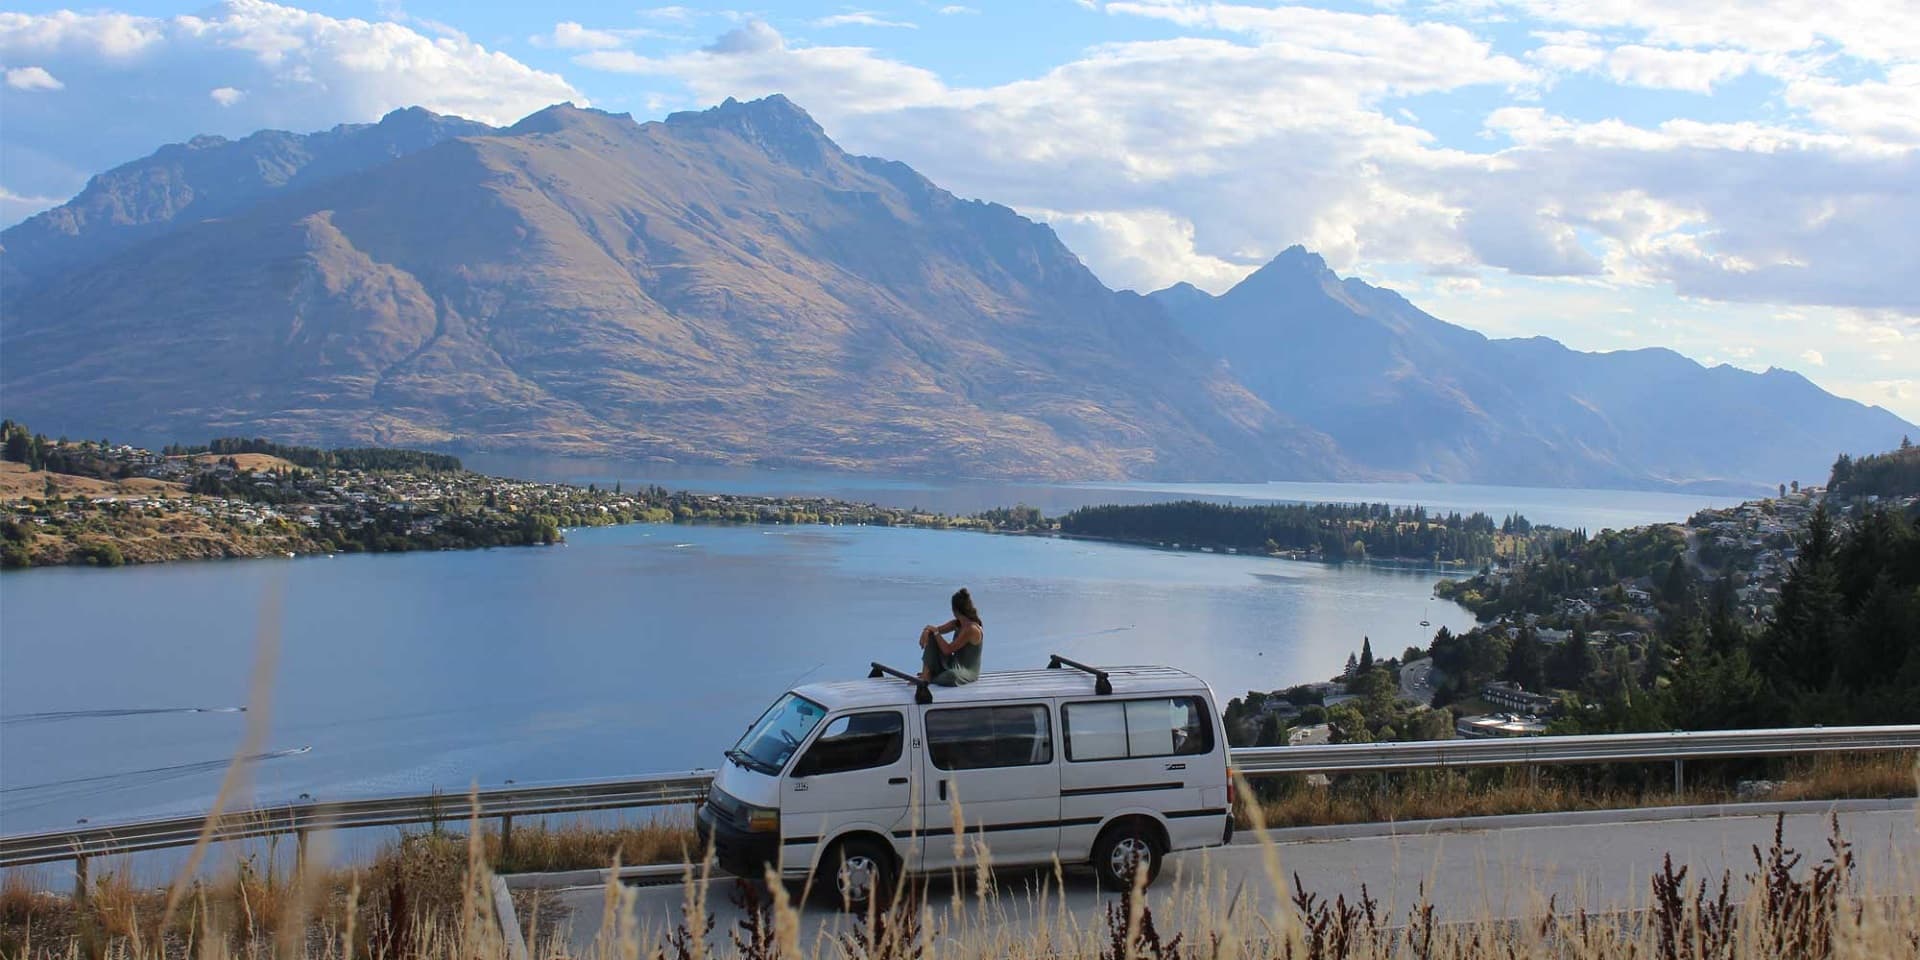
1419;605;1430;627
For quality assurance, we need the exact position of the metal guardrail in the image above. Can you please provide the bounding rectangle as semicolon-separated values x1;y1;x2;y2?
3;725;1915;873
0;771;712;869
1229;724;1920;774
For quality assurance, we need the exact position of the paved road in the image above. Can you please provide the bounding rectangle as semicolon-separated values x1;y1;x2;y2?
1398;657;1436;705
550;803;1916;952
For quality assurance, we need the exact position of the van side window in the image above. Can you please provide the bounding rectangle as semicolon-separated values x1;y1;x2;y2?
791;711;904;777
1064;697;1213;761
925;704;1052;770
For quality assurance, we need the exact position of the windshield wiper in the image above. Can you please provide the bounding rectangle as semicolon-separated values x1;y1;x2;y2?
726;748;771;774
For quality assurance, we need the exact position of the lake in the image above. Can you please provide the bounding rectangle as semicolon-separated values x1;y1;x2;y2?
2;523;1474;835
464;454;1749;530
0;467;1751;837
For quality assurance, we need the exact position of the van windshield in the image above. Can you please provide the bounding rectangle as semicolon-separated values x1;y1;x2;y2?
728;693;827;775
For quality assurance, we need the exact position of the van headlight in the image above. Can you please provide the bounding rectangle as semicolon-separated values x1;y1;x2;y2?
744;804;780;834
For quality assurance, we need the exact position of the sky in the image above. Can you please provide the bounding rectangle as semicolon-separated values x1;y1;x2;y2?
1;0;1916;425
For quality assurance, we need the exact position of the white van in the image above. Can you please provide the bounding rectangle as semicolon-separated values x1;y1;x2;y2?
695;656;1234;910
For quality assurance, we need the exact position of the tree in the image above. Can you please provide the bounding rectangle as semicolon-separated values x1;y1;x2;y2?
1343;653;1359;680
1549;624;1593;691
2;424;29;464
1830;453;1856;490
1503;628;1547;692
1358;637;1375;673
1779;483;1787;498
1791;480;1800;494
1758;504;1844;694
1661;557;1693;609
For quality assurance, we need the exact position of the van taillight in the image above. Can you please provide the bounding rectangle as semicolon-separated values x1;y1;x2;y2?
1227;768;1236;807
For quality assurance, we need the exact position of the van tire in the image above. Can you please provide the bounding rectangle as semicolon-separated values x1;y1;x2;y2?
1092;819;1166;891
821;837;894;913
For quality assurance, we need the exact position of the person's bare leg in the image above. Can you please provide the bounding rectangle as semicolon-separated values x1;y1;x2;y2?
917;626;938;679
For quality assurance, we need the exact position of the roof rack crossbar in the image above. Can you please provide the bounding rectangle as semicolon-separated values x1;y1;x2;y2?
1047;654;1113;695
869;661;933;704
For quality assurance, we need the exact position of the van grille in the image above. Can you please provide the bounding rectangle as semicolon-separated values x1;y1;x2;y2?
705;785;746;829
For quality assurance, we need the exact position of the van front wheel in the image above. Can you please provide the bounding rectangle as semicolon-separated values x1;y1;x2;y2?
1093;822;1165;891
823;837;894;913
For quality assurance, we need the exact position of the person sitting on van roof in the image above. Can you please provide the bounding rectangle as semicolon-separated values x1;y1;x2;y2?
917;587;983;686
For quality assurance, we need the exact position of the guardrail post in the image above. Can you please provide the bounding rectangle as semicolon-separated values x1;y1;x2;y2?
74;854;89;905
295;828;309;874
1673;758;1685;796
499;814;513;863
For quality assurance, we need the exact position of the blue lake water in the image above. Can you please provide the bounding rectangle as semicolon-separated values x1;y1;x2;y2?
0;467;1750;837
2;523;1475;835
464;454;1749;530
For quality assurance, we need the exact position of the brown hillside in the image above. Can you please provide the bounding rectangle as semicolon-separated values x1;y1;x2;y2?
0;97;1349;482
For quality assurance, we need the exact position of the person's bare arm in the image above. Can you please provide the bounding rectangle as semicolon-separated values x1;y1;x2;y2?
936;621;980;655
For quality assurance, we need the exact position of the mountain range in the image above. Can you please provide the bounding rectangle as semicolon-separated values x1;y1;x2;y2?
2;96;1910;493
1152;252;1914;492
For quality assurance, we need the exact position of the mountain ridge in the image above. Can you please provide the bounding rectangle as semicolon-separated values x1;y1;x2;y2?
1151;248;1914;493
3;97;1908;492
0;96;1350;483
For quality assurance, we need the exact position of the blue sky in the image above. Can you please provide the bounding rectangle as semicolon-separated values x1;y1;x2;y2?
2;0;1916;425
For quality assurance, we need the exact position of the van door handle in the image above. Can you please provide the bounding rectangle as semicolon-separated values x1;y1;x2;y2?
1165;762;1186;771
888;777;909;785
937;780;947;802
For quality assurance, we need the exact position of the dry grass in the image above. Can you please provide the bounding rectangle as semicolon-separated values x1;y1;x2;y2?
1244;751;1916;829
0;462;182;502
184;454;298;473
4;792;1917;960
487;816;700;874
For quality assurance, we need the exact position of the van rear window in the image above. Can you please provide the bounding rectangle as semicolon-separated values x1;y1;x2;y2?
1064;697;1213;761
925;704;1053;770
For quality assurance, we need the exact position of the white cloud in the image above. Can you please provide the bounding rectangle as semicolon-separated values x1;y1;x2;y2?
5;65;63;90
529;21;644;50
0;1;579;225
1603;44;1751;93
0;184;63;222
1801;348;1826;366
1032;207;1260;292
938;5;979;14
208;85;244;106
575;9;1920;325
812;12;918;29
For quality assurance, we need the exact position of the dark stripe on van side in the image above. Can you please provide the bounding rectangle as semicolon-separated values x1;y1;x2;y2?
890;816;1105;840
781;835;819;846
1164;808;1229;819
1060;781;1184;798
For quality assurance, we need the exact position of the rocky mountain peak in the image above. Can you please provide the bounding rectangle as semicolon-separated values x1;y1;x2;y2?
666;94;833;168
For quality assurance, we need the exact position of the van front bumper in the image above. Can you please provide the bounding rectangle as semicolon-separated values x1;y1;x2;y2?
696;803;781;879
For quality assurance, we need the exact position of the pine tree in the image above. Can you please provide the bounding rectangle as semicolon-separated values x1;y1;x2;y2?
1358;637;1374;673
1760;503;1844;694
1504;628;1547;692
1343;653;1359;680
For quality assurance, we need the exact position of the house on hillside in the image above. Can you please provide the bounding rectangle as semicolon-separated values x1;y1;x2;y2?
1482;681;1557;715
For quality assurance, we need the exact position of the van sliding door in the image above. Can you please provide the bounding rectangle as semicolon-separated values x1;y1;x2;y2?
915;702;1060;872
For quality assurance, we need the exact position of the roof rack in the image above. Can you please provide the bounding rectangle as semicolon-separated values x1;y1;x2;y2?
1046;654;1112;695
869;661;933;704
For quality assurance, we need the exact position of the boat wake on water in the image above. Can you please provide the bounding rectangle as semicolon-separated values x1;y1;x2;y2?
0;747;312;811
1;706;248;725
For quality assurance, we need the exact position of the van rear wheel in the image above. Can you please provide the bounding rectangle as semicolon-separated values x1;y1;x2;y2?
822;837;894;913
1092;822;1165;891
